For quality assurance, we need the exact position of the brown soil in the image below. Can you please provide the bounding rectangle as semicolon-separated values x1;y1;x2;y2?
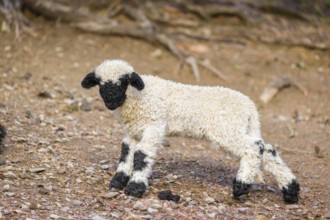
0;18;330;220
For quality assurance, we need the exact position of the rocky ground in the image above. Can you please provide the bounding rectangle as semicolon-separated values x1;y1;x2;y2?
0;17;330;220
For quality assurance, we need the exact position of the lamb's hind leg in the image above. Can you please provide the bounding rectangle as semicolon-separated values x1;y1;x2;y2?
262;143;300;204
232;139;263;199
110;137;136;189
212;135;262;199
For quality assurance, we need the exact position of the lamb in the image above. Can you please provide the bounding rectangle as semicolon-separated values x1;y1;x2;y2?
81;59;300;204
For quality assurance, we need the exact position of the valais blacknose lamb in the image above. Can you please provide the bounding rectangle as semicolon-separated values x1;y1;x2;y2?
81;59;300;204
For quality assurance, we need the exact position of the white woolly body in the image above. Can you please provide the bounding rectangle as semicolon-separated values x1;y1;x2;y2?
119;75;260;152
94;59;296;193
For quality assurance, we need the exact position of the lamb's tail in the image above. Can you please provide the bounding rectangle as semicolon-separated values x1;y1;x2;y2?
0;124;6;146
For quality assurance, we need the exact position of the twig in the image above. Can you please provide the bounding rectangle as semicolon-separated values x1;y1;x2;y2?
185;56;201;81
199;59;230;83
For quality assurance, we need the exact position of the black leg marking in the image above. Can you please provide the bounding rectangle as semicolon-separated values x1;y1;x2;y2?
255;140;265;155
119;142;130;163
282;179;300;204
232;178;251;199
109;171;130;189
124;181;146;198
133;150;147;171
268;149;277;157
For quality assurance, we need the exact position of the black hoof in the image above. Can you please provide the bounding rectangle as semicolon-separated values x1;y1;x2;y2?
233;178;251;199
282;179;300;204
124;181;146;198
109;171;130;190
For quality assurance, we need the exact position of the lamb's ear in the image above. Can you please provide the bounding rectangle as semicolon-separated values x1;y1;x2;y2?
81;72;99;89
129;72;144;91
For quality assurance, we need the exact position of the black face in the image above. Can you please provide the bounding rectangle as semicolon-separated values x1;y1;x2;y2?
81;71;145;111
99;77;129;110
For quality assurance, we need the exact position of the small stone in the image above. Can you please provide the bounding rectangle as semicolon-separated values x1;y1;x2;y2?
110;212;121;219
151;203;162;209
60;206;70;212
85;166;95;174
50;214;60;219
28;168;46;173
21;204;30;212
80;101;92;112
72;200;83;206
4;171;17;179
91;214;106;220
101;164;111;170
3;184;10;191
0;159;6;166
4;192;16;197
324;212;330;219
185;197;192;202
101;192;119;199
286;204;299;209
218;204;226;213
207;212;217;218
165;174;176;183
99;160;108;164
133;201;147;211
189;200;197;206
147;207;158;214
183;192;191;197
238;207;249;213
204;197;215;204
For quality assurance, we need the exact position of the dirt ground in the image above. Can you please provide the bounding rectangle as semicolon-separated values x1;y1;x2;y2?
0;16;330;220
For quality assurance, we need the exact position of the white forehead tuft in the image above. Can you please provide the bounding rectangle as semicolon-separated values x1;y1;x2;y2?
95;59;134;82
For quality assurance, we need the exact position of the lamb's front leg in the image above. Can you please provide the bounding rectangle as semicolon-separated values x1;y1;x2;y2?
110;137;136;189
124;125;165;198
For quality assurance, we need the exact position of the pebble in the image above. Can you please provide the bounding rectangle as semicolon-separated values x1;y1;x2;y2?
101;164;111;170
99;160;108;164
28;168;46;173
324;212;330;219
262;198;268;204
218;204;226;213
133;201;147;211
3;184;10;191
50;214;60;219
207;212;217;219
286;204;299;209
72;200;83;206
151;203;162;209
185;197;192;202
85;166;95;174
0;159;6;166
238;207;249;213
80;101;92;112
4;192;16;197
204;196;215;204
183;192;192;197
147;207;158;214
91;214;106;220
110;212;121;219
4;171;17;179
101;192;119;199
60;206;70;212
165;174;177;183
